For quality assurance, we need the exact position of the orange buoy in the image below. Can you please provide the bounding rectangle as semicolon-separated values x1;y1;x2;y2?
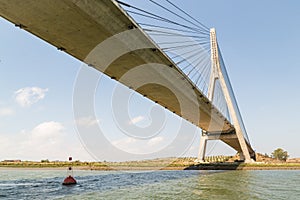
62;157;77;185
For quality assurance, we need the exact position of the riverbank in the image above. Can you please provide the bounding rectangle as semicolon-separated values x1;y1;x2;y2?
1;157;300;170
186;162;300;170
0;158;192;171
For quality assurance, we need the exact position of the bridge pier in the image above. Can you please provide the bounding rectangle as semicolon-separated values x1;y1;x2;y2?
195;28;254;164
195;130;254;163
239;152;246;161
195;130;208;163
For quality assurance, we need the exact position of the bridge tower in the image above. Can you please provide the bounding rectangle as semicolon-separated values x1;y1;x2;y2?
197;28;253;163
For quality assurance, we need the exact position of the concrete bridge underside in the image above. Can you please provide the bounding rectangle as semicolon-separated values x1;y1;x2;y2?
0;0;254;157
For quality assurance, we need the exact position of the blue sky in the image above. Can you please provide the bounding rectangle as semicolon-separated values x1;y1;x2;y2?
0;0;299;161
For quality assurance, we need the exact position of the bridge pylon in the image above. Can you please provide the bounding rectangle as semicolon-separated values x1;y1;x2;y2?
196;28;253;163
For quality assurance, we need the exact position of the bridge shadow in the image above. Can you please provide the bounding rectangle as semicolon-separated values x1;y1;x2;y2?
184;161;245;170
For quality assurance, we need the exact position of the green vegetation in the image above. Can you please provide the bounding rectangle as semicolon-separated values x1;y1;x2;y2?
0;157;196;170
0;161;81;168
1;152;299;170
271;148;289;161
204;155;232;163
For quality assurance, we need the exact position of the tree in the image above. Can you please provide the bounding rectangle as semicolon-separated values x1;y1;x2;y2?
271;148;289;161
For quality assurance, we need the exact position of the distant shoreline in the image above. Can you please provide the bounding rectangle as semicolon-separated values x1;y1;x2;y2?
1;159;300;171
1;166;300;171
0;166;187;171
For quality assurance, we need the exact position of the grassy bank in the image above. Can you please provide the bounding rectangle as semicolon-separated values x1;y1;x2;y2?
0;158;194;170
1;158;300;170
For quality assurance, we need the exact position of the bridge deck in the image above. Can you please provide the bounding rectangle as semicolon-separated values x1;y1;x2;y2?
0;0;253;153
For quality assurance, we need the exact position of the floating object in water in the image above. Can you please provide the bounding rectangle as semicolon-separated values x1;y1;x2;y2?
62;157;77;185
62;175;77;185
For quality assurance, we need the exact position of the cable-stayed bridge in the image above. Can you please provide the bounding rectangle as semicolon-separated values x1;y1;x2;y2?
0;0;255;162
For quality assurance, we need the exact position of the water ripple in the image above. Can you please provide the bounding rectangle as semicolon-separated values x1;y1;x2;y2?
0;170;299;199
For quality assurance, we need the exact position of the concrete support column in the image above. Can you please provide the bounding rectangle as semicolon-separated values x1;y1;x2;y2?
209;28;252;163
195;131;208;163
239;152;245;161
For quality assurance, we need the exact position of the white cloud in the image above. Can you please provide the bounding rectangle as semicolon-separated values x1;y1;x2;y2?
111;137;140;153
0;107;14;116
147;136;164;147
112;137;137;147
111;136;167;155
0;121;94;161
75;116;100;127
30;121;64;141
129;116;145;125
18;121;66;156
14;87;48;107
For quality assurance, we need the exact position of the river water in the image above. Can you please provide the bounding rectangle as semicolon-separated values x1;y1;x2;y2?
0;169;299;199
